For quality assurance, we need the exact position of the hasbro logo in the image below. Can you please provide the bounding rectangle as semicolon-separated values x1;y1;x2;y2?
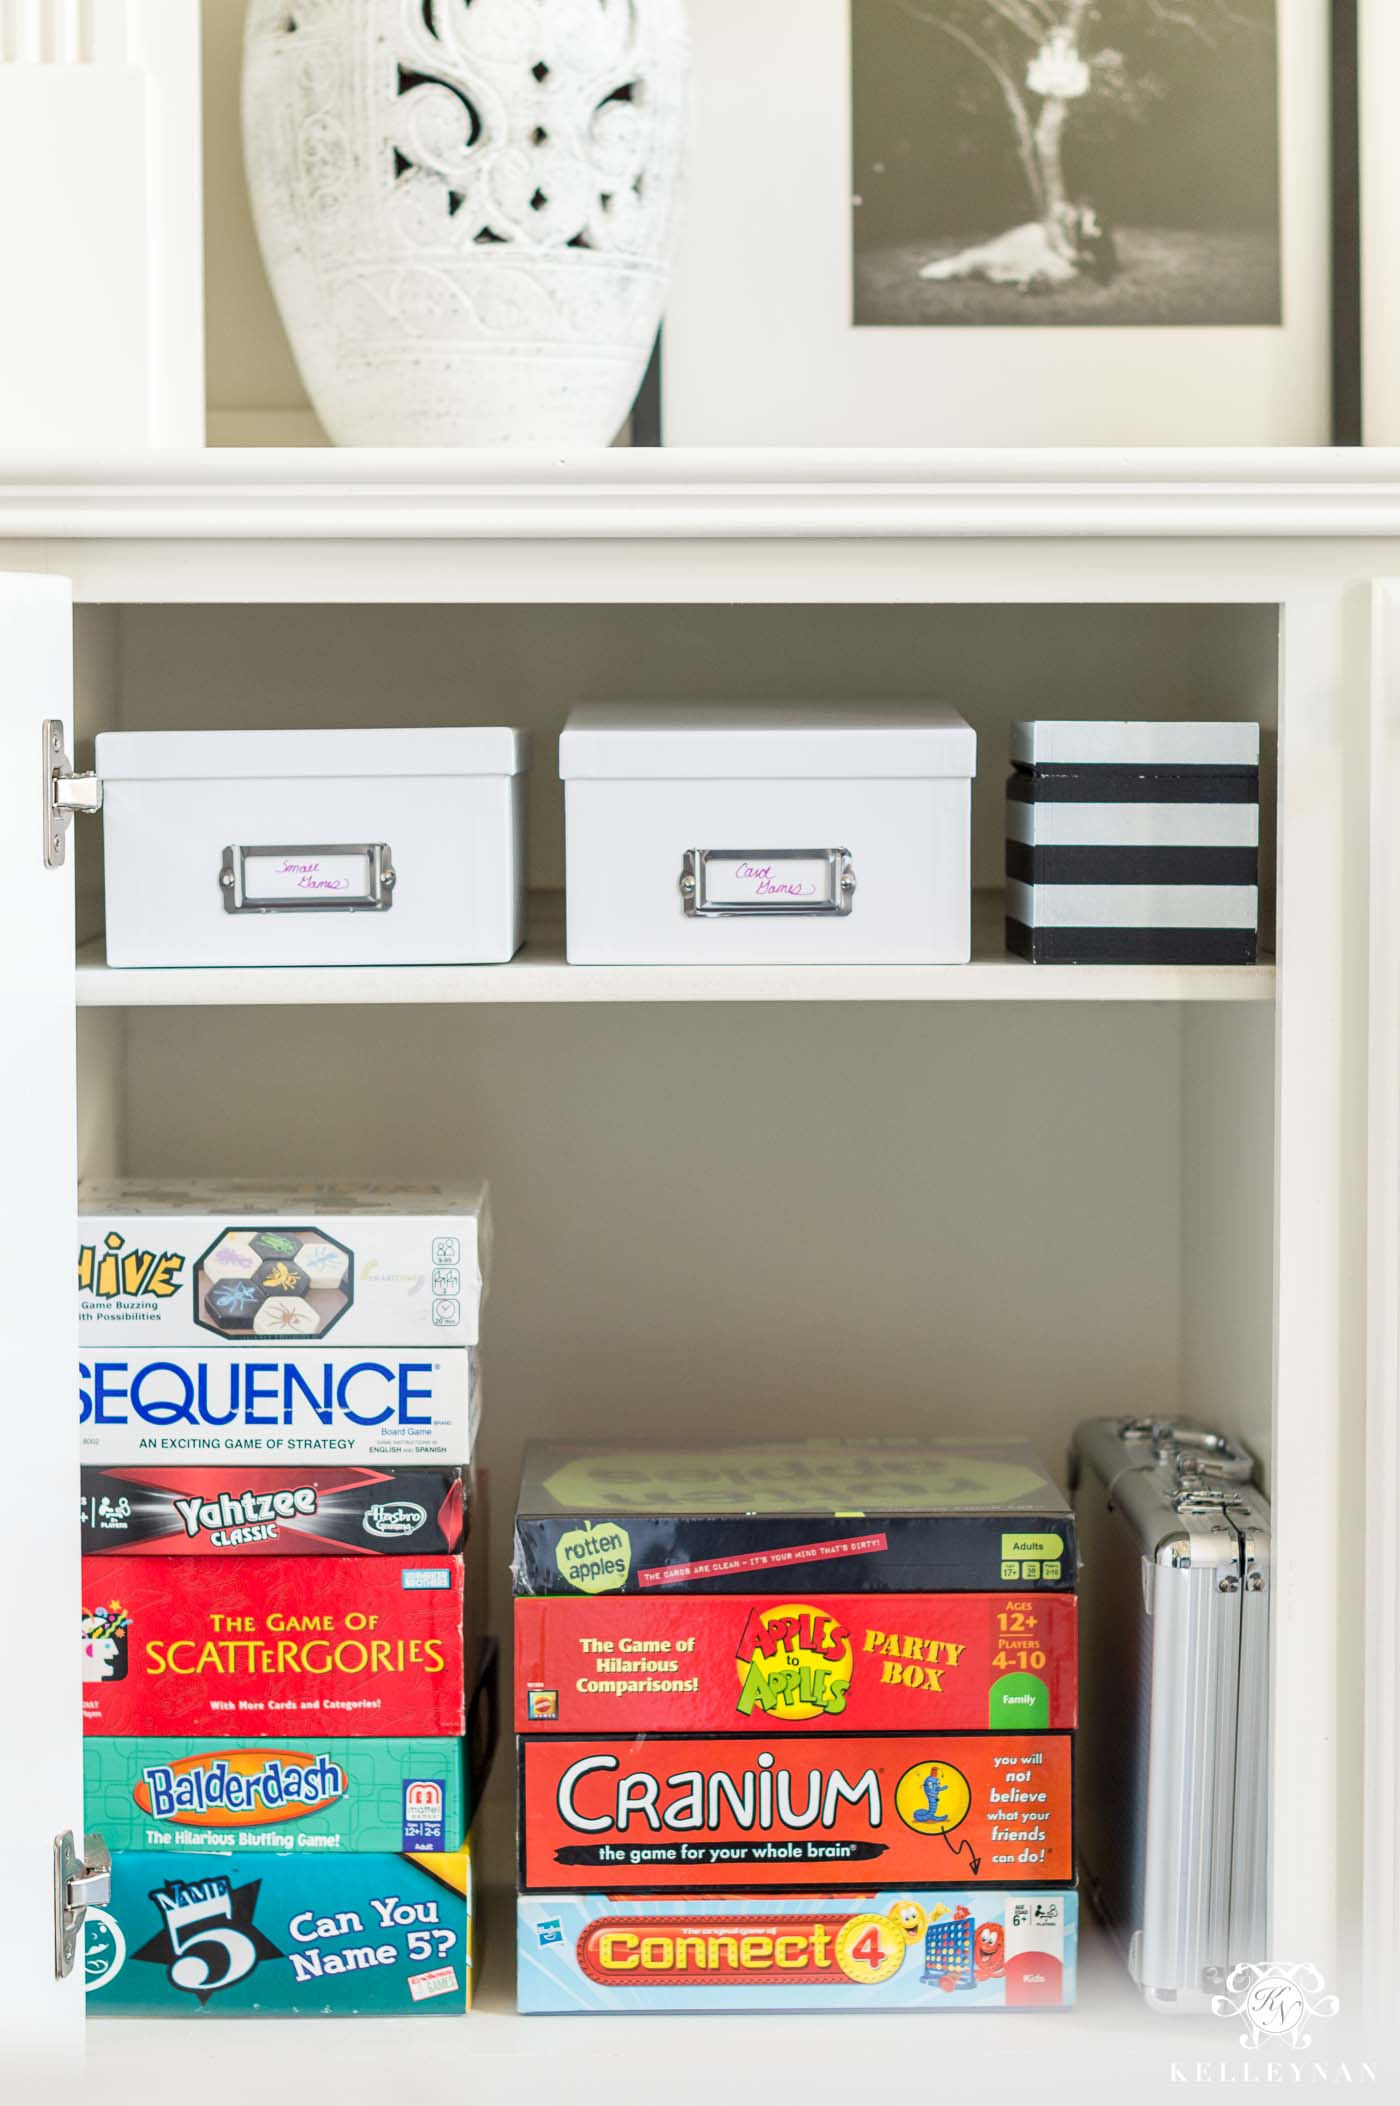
400;1568;451;1590
537;1919;564;1948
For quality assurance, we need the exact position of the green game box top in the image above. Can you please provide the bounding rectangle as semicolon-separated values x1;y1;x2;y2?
512;1439;1076;1597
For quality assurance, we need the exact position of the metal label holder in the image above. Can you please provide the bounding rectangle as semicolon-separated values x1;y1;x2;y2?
220;843;396;915
679;848;856;918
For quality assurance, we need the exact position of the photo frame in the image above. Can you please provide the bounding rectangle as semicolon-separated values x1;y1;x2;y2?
661;0;1333;447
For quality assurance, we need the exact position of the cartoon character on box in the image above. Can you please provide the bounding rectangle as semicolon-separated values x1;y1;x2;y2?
923;1905;1005;1993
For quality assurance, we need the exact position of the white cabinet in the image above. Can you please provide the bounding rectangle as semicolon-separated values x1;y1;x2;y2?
0;451;1393;2089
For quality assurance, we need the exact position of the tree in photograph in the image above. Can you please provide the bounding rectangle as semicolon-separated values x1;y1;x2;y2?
887;0;1274;289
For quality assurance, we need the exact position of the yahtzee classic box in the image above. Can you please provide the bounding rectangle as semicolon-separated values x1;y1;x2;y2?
86;1847;476;2015
512;1439;1076;1596
81;1555;467;1736
517;1888;1077;2013
78;1345;478;1465
82;1463;466;1557
517;1731;1073;1892
78;1180;489;1346
514;1592;1076;1734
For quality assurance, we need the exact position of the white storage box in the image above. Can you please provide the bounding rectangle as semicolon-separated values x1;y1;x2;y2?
559;704;976;965
97;727;530;967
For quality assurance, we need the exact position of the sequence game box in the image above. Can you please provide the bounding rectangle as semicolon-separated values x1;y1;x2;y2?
517;1889;1077;2013
512;1439;1076;1597
82;1463;466;1558
85;1848;475;2015
515;1592;1077;1734
81;1555;467;1736
78;1180;489;1346
78;1345;478;1466
85;1735;472;1854
518;1731;1073;1892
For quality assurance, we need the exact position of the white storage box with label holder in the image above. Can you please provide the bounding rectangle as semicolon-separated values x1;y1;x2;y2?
560;703;977;965
96;727;530;967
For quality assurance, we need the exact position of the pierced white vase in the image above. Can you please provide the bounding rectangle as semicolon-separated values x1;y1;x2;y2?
242;0;688;447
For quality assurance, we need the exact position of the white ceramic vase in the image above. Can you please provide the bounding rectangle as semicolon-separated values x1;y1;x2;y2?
242;0;688;446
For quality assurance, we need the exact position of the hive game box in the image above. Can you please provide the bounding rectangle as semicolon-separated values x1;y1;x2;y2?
518;1731;1073;1892
82;1463;466;1557
78;1345;478;1465
84;1735;473;1855
515;1592;1077;1734
78;1180;489;1347
517;1888;1077;2013
85;1847;476;2015
81;1555;468;1736
512;1439;1076;1596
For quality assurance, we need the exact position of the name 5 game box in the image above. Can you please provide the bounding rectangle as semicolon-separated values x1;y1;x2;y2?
82;1463;466;1557
78;1180;489;1346
82;1555;467;1736
515;1592;1076;1734
512;1439;1076;1596
85;1735;473;1854
517;1732;1073;1892
517;1889;1077;2014
85;1847;476;2016
78;1346;478;1466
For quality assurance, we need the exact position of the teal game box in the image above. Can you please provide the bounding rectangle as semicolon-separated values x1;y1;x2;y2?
85;1736;472;1855
86;1848;475;2015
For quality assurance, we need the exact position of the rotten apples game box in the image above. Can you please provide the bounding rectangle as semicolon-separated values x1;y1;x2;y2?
511;1439;1076;1597
81;1555;467;1736
518;1731;1073;1892
517;1888;1078;2013
515;1592;1076;1734
81;1463;466;1558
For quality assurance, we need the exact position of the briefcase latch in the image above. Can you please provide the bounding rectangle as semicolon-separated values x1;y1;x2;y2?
54;1830;111;1979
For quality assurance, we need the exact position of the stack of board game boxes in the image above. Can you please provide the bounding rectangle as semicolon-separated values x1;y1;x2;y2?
512;1439;1080;2014
77;1182;492;2018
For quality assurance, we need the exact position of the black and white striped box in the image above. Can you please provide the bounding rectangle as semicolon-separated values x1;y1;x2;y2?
1006;721;1260;966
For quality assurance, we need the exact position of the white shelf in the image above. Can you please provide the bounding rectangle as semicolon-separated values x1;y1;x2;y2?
74;891;1274;1007
82;1900;1215;2099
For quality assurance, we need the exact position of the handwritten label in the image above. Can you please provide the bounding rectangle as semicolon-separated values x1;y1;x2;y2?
701;855;833;909
244;852;373;903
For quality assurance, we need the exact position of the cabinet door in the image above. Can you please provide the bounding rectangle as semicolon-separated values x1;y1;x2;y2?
1366;580;1400;2026
0;576;83;2064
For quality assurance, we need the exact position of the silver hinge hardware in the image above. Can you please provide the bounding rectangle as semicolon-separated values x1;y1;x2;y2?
54;1830;110;1979
43;718;103;870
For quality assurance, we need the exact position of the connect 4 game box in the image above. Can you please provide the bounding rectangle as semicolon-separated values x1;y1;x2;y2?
517;1889;1077;2013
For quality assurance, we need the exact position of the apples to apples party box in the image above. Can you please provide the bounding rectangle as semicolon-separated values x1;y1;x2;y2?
511;1438;1076;1596
515;1591;1077;1734
81;1555;467;1736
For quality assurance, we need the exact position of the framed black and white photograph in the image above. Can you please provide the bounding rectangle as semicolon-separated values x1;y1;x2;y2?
661;0;1331;445
852;1;1282;330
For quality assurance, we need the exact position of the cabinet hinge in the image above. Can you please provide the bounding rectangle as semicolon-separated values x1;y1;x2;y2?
43;717;102;870
54;1830;110;1979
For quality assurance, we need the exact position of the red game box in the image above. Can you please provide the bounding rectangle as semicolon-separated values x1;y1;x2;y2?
518;1731;1073;1893
514;1593;1076;1735
81;1555;465;1736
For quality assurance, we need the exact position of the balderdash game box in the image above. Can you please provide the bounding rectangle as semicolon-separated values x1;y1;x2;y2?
512;1439;1077;1597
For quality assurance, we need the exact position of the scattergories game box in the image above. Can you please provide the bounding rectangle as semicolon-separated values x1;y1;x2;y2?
511;1439;1077;1596
81;1555;468;1736
514;1591;1076;1733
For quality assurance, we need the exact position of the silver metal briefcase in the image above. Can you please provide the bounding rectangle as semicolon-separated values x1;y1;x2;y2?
1068;1415;1271;2012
